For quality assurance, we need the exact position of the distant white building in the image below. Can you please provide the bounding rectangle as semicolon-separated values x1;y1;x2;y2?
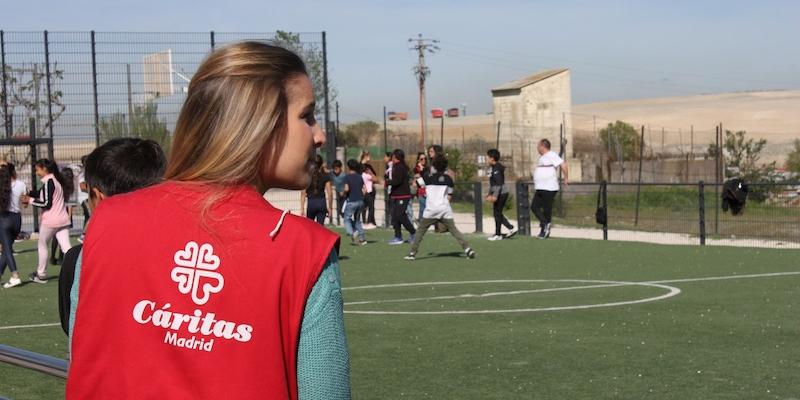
491;69;573;176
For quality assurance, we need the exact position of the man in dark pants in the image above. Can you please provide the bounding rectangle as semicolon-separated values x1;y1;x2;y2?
386;149;416;244
531;139;568;239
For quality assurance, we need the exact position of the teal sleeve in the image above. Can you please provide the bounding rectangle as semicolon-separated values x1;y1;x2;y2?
68;251;82;340
297;250;351;400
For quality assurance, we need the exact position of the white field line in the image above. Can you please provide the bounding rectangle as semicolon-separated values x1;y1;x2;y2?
648;271;800;284
344;282;626;306
0;322;60;331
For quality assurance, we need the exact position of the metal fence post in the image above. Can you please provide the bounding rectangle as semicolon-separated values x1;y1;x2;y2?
699;180;706;245
473;181;483;233
602;180;608;240
43;31;55;142
29;118;39;232
714;125;720;234
90;31;100;147
634;125;645;226
210;31;215;51
322;31;335;168
516;181;530;236
1;30;9;138
384;186;390;229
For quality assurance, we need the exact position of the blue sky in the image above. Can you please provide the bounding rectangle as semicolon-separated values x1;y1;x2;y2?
3;0;799;122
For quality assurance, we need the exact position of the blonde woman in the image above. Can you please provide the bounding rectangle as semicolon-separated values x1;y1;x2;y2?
67;42;350;400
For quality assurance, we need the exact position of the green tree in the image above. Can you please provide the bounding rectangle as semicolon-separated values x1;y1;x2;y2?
786;139;800;177
99;102;171;151
707;130;780;201
598;121;641;161
707;130;775;180
444;147;478;201
1;63;66;137
340;120;379;150
271;31;337;115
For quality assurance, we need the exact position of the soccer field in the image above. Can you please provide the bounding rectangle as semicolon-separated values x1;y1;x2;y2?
1;231;799;399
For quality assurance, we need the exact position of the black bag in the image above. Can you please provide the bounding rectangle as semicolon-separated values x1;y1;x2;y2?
595;185;607;225
722;178;748;216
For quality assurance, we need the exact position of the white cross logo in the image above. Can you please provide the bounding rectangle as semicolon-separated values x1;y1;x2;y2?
170;241;224;305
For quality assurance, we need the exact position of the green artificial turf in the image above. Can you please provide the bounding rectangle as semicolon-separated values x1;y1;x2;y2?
1;231;799;399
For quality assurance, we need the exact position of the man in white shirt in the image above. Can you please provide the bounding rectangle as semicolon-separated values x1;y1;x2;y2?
531;139;568;239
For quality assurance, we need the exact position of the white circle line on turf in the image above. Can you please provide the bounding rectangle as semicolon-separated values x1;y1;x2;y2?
344;279;681;315
342;271;800;315
0;322;60;331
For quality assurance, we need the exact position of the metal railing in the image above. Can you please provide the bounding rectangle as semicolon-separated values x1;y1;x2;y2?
0;344;68;379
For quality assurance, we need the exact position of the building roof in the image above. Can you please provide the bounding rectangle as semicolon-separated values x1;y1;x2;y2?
491;68;569;93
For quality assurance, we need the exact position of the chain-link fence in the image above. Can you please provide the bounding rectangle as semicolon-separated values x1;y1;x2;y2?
514;181;800;248
372;110;797;186
1;30;330;233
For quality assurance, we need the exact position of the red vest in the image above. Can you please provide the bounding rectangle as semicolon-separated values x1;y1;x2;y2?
67;182;339;399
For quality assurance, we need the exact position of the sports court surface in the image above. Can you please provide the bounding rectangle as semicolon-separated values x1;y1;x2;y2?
1;230;798;399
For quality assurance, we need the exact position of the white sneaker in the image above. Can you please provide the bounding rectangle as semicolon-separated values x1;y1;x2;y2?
487;235;503;241
3;277;22;288
505;227;518;239
363;223;377;230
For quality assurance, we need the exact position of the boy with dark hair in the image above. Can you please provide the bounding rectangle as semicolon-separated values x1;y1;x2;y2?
330;160;346;225
405;155;475;261
486;149;516;241
343;159;367;245
386;149;416;245
59;138;167;337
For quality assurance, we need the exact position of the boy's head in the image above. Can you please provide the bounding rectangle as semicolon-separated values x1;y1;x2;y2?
346;159;361;173
432;154;448;173
487;149;500;165
537;139;551;155
392;149;405;164
332;159;343;174
85;138;166;211
384;152;392;163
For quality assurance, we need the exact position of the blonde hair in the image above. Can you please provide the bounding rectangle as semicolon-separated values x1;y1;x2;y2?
165;41;307;187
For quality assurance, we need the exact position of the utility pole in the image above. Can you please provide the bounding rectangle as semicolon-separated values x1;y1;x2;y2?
409;33;439;151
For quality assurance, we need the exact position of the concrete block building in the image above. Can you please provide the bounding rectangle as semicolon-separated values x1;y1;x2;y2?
492;69;574;178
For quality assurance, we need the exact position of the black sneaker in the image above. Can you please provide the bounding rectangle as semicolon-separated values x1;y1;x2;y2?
537;228;546;239
465;248;476;259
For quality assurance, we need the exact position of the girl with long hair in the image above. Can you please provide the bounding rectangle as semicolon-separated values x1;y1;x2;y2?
0;164;26;288
359;151;377;228
21;159;73;283
67;42;350;399
300;154;333;225
413;152;428;222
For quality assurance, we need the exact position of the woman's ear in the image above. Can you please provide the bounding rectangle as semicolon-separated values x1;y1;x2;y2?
88;187;106;213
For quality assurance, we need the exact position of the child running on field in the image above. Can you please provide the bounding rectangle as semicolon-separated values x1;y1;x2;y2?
343;159;367;245
405;154;475;261
486;149;517;241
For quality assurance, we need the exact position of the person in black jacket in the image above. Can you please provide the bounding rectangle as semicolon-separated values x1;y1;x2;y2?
486;149;517;241
386;149;417;244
